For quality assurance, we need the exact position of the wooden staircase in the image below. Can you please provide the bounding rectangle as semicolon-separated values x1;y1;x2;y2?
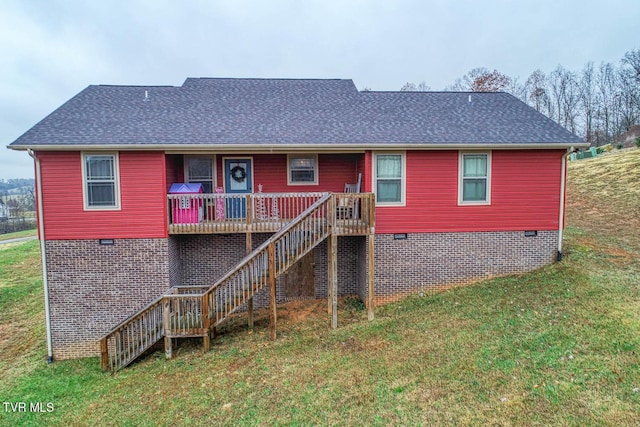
101;193;336;372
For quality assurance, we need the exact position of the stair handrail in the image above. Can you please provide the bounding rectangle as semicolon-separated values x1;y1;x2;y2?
100;192;334;371
101;295;164;339
200;192;333;330
100;294;166;371
202;192;332;294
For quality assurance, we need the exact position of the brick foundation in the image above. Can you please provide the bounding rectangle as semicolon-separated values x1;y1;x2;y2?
373;230;558;304
168;237;181;288
174;234;361;308
356;235;369;302
45;238;172;360
313;236;360;299
44;230;558;359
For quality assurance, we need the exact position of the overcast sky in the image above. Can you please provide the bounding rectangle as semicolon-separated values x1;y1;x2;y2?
2;0;638;179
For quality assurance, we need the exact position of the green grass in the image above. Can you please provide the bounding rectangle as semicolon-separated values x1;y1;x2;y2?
0;229;37;242
1;150;639;426
566;148;640;249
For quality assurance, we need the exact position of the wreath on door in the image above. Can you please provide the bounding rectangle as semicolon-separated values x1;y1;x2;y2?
230;165;247;183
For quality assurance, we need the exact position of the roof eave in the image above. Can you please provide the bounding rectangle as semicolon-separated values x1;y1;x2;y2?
8;141;589;152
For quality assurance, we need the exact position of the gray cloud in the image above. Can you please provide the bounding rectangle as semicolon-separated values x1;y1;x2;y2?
2;0;638;178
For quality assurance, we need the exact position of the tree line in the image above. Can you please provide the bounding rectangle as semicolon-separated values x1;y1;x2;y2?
401;47;640;146
0;179;36;221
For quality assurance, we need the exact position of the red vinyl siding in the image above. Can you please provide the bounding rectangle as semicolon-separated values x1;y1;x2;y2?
356;152;369;192
363;151;372;192
39;151;167;240
165;155;183;192
38;149;562;239
375;150;565;234
215;154;361;193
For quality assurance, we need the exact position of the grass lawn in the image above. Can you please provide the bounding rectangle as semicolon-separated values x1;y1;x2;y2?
0;229;37;242
1;149;639;426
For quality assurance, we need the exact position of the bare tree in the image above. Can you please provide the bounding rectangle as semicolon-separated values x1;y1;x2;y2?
619;49;640;126
578;62;597;143
400;81;431;91
548;66;580;132
524;69;548;113
615;66;639;132
622;48;640;83
23;187;36;212
400;82;417;91
595;62;617;143
416;82;431;91
507;76;527;102
547;67;564;123
448;68;513;92
0;198;7;219
6;198;25;218
445;78;465;91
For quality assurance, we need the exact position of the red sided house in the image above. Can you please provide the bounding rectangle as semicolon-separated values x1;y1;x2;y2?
8;78;586;370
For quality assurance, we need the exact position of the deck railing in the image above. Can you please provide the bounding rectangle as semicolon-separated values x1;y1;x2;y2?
168;192;374;235
333;192;375;235
168;192;325;234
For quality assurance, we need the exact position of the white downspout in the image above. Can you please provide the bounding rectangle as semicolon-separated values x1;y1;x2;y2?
28;149;53;363
557;147;574;261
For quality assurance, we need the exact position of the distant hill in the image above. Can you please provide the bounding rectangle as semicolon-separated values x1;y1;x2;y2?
0;179;34;195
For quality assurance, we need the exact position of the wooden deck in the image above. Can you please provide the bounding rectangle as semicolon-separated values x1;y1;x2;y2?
102;192;376;372
167;192;374;235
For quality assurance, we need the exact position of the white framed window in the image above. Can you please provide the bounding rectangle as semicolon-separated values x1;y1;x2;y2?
82;153;121;210
287;154;318;185
459;152;491;205
184;156;216;193
373;152;406;206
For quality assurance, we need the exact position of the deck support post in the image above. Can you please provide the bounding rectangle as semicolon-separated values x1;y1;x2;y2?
329;232;338;329
367;194;376;321
163;298;173;359
202;294;210;352
327;196;334;315
327;254;333;315
246;231;254;330
268;242;277;340
328;195;338;328
100;338;109;371
367;234;375;321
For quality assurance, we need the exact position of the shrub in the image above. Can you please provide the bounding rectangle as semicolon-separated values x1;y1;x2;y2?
344;296;366;311
635;136;640;148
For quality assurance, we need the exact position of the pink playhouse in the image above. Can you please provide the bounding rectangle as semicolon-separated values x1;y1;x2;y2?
169;183;203;224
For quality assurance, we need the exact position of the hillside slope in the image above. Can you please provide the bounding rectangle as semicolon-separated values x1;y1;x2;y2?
566;148;640;249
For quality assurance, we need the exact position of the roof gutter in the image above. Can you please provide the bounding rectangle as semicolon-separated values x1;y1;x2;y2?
27;149;53;364
557;147;576;261
8;142;590;152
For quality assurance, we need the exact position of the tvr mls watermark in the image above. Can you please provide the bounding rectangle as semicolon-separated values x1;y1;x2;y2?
3;402;55;413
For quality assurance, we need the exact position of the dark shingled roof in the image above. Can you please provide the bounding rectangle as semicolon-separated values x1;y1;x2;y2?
8;78;584;149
